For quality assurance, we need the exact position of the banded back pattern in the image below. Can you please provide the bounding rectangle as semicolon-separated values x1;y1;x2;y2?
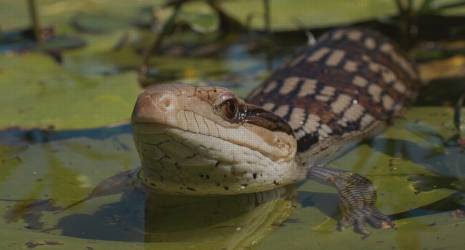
246;28;421;153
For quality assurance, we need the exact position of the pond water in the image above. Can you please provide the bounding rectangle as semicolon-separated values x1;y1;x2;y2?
1;0;465;249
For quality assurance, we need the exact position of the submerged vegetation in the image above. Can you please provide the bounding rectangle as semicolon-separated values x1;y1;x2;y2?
1;0;465;249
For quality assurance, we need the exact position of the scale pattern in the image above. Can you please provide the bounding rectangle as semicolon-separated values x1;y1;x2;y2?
246;28;420;153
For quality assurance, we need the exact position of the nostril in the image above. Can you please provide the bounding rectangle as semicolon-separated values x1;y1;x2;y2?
140;94;153;105
132;93;156;122
134;94;154;112
157;95;175;110
161;99;171;108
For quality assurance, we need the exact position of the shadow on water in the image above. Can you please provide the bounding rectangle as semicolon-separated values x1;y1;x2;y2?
5;186;297;245
49;189;147;242
297;191;339;219
0;124;132;145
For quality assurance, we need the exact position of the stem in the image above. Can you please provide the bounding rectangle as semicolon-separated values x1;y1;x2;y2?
395;0;415;49
394;0;404;14
27;0;42;42
138;2;183;86
141;3;182;66
454;93;465;135
207;0;247;34
263;0;271;34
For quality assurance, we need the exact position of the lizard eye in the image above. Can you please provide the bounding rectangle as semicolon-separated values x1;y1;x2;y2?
218;98;239;121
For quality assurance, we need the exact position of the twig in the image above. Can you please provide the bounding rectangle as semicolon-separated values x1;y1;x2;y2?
141;2;182;67
27;0;42;42
263;0;271;34
138;2;183;86
395;0;416;49
394;0;404;13
454;93;465;135
207;0;247;34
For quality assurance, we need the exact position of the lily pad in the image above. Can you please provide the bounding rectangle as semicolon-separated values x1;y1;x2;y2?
70;13;132;34
0;53;141;129
184;0;398;31
178;8;219;33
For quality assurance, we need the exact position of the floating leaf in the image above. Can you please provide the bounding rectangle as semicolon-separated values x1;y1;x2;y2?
71;13;132;34
0;53;141;129
178;9;219;33
184;0;398;31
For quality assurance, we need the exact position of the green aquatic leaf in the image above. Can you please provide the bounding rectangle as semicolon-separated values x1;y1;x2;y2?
0;53;141;129
0;0;164;33
0;144;27;183
70;13;131;34
178;8;219;33
184;0;398;31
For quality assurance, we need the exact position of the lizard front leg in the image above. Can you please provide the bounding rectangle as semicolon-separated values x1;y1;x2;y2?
308;166;394;236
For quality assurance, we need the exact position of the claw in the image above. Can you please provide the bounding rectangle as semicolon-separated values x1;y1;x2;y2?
338;214;353;231
340;207;394;236
354;217;370;237
381;220;395;229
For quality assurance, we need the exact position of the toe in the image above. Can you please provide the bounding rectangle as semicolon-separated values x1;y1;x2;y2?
354;217;370;236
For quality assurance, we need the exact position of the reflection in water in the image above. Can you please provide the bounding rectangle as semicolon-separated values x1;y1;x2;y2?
297;191;339;219
4;198;61;230
7;185;297;249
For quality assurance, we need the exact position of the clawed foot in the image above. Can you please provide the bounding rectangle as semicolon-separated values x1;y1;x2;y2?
335;172;394;236
308;166;394;237
339;206;394;237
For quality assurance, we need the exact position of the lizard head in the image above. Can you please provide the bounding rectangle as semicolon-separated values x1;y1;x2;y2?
132;83;305;195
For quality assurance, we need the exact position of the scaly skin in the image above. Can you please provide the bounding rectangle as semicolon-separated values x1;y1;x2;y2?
130;28;420;235
247;28;420;165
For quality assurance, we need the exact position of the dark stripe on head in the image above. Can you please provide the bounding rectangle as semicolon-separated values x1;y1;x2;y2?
242;104;294;135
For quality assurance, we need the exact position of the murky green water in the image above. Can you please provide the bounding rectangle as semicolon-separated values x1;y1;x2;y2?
1;0;465;249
